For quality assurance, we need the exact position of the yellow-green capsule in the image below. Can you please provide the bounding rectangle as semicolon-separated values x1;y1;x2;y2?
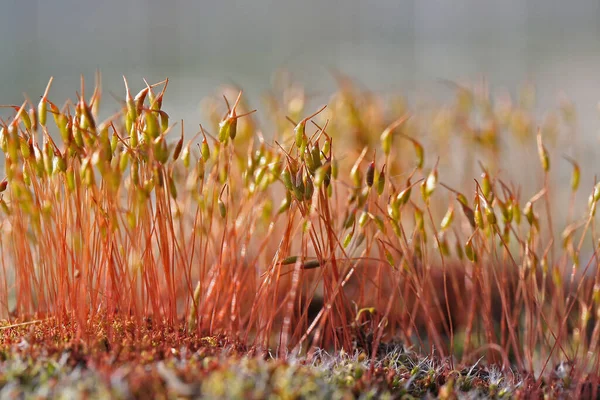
355;233;366;247
78;107;90;132
33;151;44;178
358;211;369;228
29;107;37;132
124;77;137;132
456;192;469;207
38;99;47;127
293;172;305;201
465;237;476;262
385;250;394;266
474;201;484;229
484;203;497;225
373;215;385;232
357;187;369;208
293;105;326;148
331;157;339;179
53;154;67;174
19;138;31;159
153;166;164;188
277;191;292;214
229;117;238;140
16;104;31;131
218;198;226;218
6;128;18;163
153;135;168;164
457;200;475;229
343;211;356;229
420;181;427;203
43;150;53;176
58;114;70;144
131;160;139;186
182;145;191;168
563;157;580;192
218;163;227;184
134;88;149;115
537;132;550;172
438;237;450;256
304;176;314;200
593;284;600;305
351;165;362;188
269;158;283;180
440;207;454;230
571;164;580;192
0;197;10;215
380;115;409;156
310;144;321;170
323;138;331;155
388;201;400;221
302;260;321;270
381;215;396;235
129;122;138;148
481;171;492;201
110;133;118;153
149;89;160;111
38;77;53;126
414;207;424;231
218;118;232;143
294;121;305;148
314;163;331;187
281;256;299;265
73;120;84;148
160;111;169;133
366;161;375;188
82;162;95;187
281;168;293;191
201;137;210;161
396;186;411;206
119;151;130;172
499;199;512;224
414;141;424;169
424;167;437;199
125;113;134;139
593;182;600;203
455;241;464;260
376;165;385;195
173;135;184;161
523;201;534;225
5;159;15;181
0;126;7;152
512;199;521;225
502;225;511;244
143;179;155;195
97;126;112;162
22;165;31;186
146;110;160;139
168;175;177;199
261;198;273;221
343;232;353;248
381;130;392;156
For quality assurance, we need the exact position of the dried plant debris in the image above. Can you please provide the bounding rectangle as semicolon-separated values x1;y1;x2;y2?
1;336;597;399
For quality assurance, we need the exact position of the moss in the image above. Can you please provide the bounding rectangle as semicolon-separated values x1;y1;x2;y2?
0;74;598;397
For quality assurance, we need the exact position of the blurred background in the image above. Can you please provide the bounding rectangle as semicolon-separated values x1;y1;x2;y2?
1;0;600;168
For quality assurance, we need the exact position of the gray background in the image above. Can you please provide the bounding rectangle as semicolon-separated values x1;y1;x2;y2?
1;0;600;170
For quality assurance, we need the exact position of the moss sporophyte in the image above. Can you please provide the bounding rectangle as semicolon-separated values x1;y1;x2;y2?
0;74;598;398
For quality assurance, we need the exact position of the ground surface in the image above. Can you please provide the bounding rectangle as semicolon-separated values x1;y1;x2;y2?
0;318;594;399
